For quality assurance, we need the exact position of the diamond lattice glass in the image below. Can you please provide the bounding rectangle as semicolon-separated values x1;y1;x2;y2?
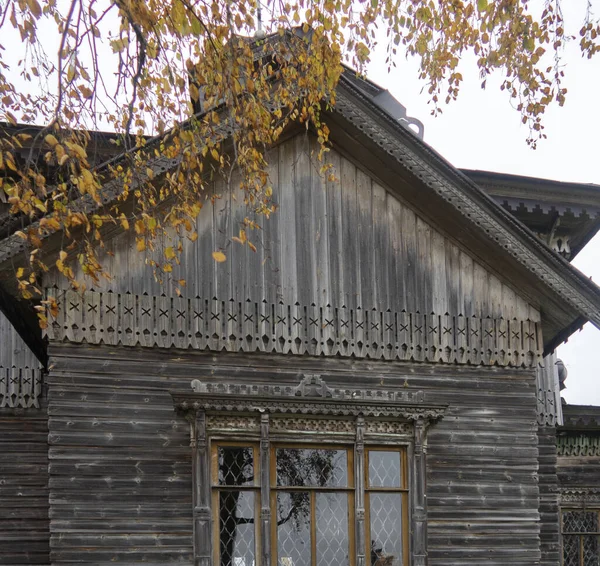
218;447;254;486
583;535;600;566
316;493;350;566
219;491;255;566
564;511;599;534
277;492;311;566
368;451;401;488
369;493;403;566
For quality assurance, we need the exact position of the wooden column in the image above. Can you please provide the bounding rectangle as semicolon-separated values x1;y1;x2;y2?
192;410;211;566
260;413;271;566
355;416;366;566
412;417;428;566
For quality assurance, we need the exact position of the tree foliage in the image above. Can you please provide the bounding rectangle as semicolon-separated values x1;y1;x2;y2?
0;0;598;320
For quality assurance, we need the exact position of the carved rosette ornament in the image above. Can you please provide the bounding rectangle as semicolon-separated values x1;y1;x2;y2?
171;374;445;566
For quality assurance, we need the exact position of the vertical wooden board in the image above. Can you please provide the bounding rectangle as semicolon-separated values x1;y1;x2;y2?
472;261;489;319
386;194;406;313
294;135;317;308
489;274;504;320
310;137;330;310
278;138;298;306
196;181;216;303
372;183;389;313
325;150;343;309
356;169;373;310
228;169;249;304
400;205;417;313
102;292;119;345
137;293;154;348
430;229;447;316
157;295;173;348
415;216;432;316
173;296;189;350
262;146;282;307
458;250;474;318
120;293;135;347
84;291;101;345
444;239;461;316
64;290;83;343
213;177;232;304
340;156;358;310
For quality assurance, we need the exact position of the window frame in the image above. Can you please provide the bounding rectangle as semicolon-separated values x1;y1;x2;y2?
561;508;600;566
172;374;445;566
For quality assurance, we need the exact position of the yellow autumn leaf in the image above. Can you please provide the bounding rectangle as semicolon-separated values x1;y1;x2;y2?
212;251;226;262
136;238;146;252
45;134;59;148
165;246;176;260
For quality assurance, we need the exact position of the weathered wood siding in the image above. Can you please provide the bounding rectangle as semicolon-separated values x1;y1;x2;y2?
538;427;560;566
47;343;540;566
0;311;49;565
0;407;49;565
45;135;540;326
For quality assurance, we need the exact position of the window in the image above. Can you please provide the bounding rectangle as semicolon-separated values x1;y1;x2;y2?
172;374;445;566
212;441;407;566
562;510;600;566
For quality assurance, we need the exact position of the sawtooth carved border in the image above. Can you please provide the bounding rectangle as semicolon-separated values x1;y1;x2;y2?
44;289;543;367
0;368;42;409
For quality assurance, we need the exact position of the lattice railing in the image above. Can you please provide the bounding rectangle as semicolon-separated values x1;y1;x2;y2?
44;289;543;367
0;367;42;409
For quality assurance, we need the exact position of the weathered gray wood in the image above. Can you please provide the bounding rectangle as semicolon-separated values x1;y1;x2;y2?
44;342;541;566
43;137;542;346
0;411;49;566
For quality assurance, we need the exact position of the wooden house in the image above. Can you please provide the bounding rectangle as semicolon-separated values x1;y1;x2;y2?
1;67;600;566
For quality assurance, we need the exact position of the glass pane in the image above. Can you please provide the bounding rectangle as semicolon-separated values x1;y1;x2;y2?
316;493;349;566
583;535;600;566
218;446;254;486
277;492;311;566
563;535;580;566
219;491;255;566
276;448;348;487
368;451;401;488
369;493;403;566
564;511;599;534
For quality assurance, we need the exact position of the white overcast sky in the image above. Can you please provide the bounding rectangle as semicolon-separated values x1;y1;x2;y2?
365;7;600;406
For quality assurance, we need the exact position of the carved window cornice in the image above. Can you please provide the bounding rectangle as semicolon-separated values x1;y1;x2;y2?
172;374;446;422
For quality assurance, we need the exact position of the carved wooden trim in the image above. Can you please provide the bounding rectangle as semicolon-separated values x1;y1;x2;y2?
174;375;445;420
561;488;600;505
0;367;42;409
44;289;543;367
175;375;442;566
557;434;600;457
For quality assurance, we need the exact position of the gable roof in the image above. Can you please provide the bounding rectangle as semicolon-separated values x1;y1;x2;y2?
1;69;599;355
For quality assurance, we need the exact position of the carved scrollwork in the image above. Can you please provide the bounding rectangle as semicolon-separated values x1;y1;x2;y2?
270;416;356;434
173;375;446;422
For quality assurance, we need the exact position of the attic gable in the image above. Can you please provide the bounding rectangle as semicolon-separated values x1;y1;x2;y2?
0;70;599;356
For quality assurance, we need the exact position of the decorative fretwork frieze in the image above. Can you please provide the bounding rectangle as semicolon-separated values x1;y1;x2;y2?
558;434;600;457
0;367;42;409
270;417;356;435
206;414;260;432
561;488;600;505
44;289;543;367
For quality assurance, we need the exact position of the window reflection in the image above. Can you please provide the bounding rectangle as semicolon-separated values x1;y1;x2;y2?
277;492;311;566
369;493;402;566
219;491;256;566
276;448;348;487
